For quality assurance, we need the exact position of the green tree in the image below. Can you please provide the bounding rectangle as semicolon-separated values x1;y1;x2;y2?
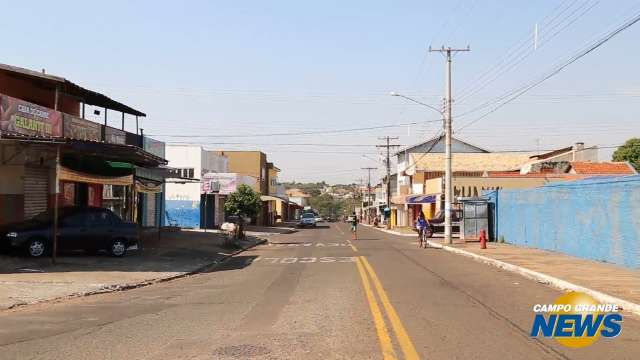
309;193;344;218
224;184;262;239
612;138;640;170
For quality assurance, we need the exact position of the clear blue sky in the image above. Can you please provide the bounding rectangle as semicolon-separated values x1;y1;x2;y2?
2;0;639;183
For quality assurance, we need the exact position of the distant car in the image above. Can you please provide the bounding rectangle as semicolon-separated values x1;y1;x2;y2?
298;213;317;228
0;206;139;257
315;216;324;223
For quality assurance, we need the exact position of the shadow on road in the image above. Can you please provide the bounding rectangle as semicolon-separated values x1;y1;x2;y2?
297;225;331;229
203;255;260;273
0;229;261;275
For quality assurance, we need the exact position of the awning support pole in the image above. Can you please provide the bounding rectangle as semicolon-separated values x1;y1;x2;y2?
121;112;125;130
104;108;108;127
135;116;139;135
54;86;59;111
52;145;60;264
82;103;85;119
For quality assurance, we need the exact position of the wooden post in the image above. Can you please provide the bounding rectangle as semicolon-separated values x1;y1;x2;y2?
51;145;60;264
54;87;59;111
104;108;107;127
135;116;139;135
82;103;85;119
121;112;125;130
203;193;207;232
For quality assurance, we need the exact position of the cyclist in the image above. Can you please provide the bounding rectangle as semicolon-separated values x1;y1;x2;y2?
350;212;359;240
416;211;429;248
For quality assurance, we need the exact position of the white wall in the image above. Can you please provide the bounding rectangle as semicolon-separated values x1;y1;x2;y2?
165;145;202;201
166;145;203;174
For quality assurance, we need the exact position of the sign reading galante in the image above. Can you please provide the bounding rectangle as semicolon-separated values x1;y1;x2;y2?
0;95;62;137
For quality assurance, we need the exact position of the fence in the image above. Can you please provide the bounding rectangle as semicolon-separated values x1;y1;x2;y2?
486;175;640;269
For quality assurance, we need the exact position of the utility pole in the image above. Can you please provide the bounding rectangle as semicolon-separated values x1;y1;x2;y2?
361;167;376;224
354;178;364;220
430;45;470;244
377;136;400;229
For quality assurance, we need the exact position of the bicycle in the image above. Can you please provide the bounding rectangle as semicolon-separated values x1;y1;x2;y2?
417;225;433;248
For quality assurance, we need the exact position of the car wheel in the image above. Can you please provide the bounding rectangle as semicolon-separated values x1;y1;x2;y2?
27;238;46;258
109;239;127;257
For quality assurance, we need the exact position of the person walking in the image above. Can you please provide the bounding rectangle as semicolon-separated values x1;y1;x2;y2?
350;212;359;240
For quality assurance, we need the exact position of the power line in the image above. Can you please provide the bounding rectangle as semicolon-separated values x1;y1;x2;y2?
455;0;580;99
165;142;400;147
149;120;441;138
457;0;599;104
455;9;640;132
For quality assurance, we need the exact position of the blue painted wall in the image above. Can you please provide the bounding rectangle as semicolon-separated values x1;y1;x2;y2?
486;175;640;269
165;200;200;228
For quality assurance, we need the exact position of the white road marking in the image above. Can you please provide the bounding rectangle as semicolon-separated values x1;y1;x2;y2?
266;242;349;247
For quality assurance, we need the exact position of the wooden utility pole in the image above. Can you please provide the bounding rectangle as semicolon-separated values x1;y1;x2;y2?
51;145;60;264
377;137;400;229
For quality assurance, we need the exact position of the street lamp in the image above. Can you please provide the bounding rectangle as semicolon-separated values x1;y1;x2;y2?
391;92;454;245
390;92;444;116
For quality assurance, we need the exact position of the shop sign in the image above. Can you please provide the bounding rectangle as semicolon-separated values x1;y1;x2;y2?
143;136;165;158
202;173;237;195
0;94;62;137
105;126;126;144
63;114;101;141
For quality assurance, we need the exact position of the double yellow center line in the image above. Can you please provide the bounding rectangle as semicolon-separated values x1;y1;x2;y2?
356;256;420;360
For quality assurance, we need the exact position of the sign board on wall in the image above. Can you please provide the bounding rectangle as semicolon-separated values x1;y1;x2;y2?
143;136;166;158
202;173;235;194
0;94;62;137
63;114;101;141
105;126;126;144
201;173;257;195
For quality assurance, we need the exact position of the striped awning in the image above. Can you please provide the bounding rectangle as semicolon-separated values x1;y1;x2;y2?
58;166;133;186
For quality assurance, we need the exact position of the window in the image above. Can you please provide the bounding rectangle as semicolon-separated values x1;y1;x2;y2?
62;213;89;227
91;210;114;226
168;168;195;179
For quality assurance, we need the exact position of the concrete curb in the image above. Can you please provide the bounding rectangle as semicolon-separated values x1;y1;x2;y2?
363;224;640;316
425;240;640;316
360;223;415;237
4;238;268;312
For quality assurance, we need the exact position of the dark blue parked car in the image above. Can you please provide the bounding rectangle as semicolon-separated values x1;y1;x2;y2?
0;206;138;257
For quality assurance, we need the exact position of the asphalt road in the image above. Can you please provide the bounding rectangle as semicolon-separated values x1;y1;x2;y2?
1;223;639;359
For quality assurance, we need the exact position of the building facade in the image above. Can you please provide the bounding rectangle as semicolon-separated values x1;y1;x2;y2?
0;63;166;230
164;145;230;229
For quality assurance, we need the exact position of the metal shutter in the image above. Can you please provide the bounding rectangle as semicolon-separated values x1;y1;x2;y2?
24;166;49;219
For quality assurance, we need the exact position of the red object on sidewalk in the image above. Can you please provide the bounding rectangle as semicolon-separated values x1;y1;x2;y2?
479;229;487;249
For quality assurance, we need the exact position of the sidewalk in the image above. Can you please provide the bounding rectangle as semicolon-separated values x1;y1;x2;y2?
0;229;270;310
364;224;640;315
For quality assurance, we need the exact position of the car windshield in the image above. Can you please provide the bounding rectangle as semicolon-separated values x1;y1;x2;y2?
302;213;315;218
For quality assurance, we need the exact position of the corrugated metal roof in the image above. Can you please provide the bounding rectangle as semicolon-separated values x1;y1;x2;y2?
0;63;146;117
